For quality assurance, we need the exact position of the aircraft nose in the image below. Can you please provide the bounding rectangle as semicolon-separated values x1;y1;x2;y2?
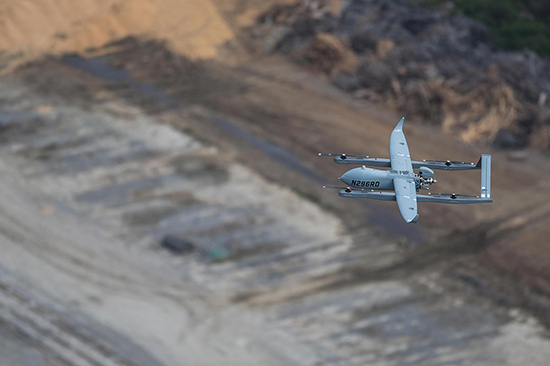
340;171;353;185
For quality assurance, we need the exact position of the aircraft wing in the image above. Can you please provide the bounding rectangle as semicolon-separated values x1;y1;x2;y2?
389;117;413;173
393;178;419;223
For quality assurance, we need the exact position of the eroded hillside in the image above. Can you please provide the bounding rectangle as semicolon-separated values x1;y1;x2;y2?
254;0;550;150
0;0;300;67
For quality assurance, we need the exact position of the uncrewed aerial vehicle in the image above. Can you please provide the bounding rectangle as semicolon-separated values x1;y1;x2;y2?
320;117;492;223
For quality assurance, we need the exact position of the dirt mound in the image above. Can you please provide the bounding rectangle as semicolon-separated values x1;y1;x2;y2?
0;0;295;66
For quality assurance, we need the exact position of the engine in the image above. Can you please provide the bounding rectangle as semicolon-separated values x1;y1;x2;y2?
418;166;436;190
420;176;436;190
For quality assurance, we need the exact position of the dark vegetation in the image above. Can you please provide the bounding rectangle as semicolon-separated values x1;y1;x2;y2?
420;0;550;58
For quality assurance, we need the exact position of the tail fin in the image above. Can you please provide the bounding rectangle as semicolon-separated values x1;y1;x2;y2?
480;154;491;199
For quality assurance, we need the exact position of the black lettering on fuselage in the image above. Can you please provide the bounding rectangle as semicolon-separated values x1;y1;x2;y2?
351;180;381;188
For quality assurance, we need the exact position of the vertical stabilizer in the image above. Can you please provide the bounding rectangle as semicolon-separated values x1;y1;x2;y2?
480;154;491;199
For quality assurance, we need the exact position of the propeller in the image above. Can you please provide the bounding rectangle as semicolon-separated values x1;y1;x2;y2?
427;192;479;199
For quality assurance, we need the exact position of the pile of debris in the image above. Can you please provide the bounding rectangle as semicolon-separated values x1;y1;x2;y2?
254;0;550;150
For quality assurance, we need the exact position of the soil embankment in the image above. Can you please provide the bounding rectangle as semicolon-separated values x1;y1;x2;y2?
0;0;299;69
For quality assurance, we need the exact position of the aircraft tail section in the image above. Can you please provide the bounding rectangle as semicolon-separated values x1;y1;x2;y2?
417;154;492;204
480;154;491;199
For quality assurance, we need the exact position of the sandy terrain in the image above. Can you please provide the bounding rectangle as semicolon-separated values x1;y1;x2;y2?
0;49;550;365
0;0;301;70
0;69;342;365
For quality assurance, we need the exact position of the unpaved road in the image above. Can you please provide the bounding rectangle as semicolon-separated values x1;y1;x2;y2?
1;54;550;366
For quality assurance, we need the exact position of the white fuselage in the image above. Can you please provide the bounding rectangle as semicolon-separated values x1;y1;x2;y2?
340;167;418;191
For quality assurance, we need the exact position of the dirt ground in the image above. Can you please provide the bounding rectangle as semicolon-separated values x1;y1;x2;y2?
0;66;344;365
90;37;550;283
1;37;550;366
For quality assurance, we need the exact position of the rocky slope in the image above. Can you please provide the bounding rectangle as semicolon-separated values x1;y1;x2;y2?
254;0;550;150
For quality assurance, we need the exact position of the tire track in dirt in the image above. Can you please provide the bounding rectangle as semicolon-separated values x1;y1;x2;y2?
0;281;135;366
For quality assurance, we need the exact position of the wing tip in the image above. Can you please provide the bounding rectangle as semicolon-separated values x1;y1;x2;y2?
395;117;405;130
409;214;419;223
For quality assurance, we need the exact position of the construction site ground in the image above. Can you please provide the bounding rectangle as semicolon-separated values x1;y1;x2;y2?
1;38;550;365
